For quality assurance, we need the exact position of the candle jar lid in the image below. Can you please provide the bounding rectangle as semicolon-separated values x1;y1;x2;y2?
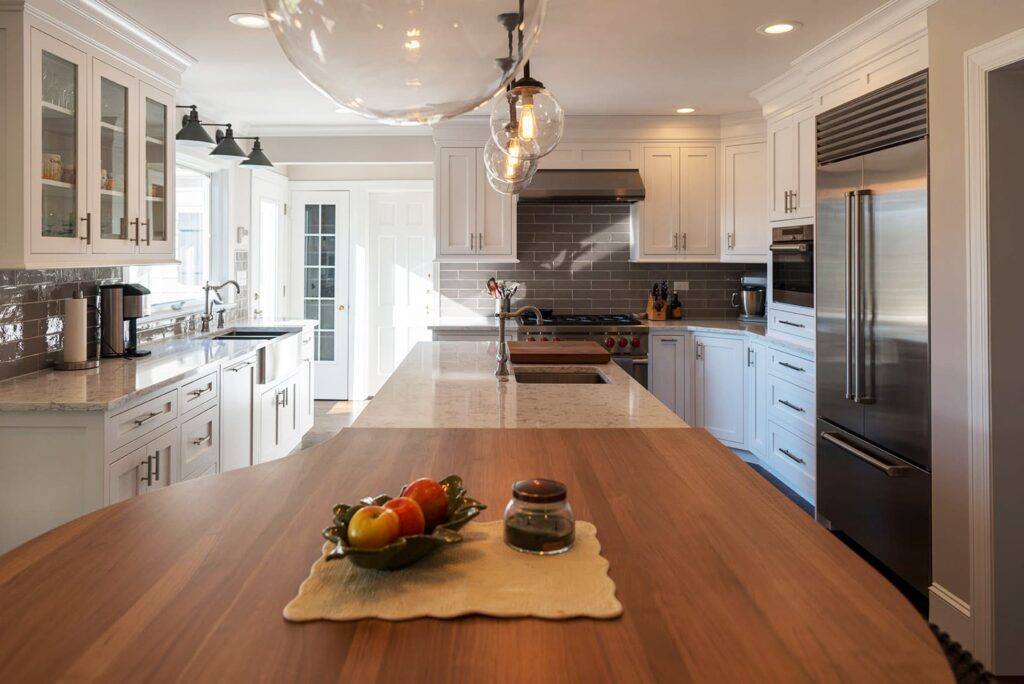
511;478;567;504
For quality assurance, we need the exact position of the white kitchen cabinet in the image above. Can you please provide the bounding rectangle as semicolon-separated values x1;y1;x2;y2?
537;142;641;169
649;332;689;420
257;372;301;464
722;142;768;261
221;354;258;471
767;102;816;222
107;425;176;504
297;358;315;436
178;403;219;481
0;8;182;269
744;339;768;458
435;146;516;262
693;333;746;447
635;145;718;261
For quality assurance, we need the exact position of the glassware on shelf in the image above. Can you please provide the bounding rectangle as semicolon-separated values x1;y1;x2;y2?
40;51;79;239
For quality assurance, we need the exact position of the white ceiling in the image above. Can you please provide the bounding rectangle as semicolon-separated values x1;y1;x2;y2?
115;0;889;132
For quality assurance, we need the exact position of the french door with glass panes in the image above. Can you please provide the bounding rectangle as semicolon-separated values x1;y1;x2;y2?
291;192;350;400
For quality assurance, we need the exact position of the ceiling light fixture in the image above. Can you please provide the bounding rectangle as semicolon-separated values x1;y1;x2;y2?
756;21;803;36
228;13;270;29
675;107;696;114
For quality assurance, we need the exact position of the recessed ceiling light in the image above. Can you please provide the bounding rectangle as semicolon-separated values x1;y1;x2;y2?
756;21;803;36
228;13;270;29
675;107;696;114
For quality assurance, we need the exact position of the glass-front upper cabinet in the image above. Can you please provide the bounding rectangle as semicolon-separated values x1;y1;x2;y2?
139;83;174;255
31;31;88;254
91;60;137;254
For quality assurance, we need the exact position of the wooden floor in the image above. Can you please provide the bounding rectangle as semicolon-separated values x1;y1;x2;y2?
294;400;369;452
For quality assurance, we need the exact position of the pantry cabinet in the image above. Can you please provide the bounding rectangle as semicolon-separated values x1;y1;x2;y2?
635;145;718;261
721;142;768;261
767;102;816;222
436;146;516;262
693;333;746;447
0;6;182;268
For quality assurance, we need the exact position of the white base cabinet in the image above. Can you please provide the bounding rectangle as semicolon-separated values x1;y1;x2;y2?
693;333;746;447
649;333;690;422
744;339;768;459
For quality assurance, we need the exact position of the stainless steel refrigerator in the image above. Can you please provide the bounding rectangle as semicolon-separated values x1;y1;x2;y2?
815;70;931;597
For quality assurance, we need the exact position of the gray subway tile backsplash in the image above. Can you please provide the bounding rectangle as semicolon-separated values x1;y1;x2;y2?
439;204;765;319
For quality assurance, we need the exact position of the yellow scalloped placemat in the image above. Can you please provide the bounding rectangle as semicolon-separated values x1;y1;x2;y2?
284;520;622;622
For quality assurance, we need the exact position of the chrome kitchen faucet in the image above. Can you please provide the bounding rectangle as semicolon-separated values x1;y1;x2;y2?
201;280;241;333
495;302;543;378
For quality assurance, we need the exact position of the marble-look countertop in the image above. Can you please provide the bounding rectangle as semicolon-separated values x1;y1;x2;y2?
0;319;317;413
353;341;686;429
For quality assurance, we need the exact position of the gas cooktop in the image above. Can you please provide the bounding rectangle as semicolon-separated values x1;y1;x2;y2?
518;312;643;327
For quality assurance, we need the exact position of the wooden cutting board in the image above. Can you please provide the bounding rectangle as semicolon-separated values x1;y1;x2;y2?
507;340;611;364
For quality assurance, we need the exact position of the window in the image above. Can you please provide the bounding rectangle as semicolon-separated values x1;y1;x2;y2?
130;165;219;310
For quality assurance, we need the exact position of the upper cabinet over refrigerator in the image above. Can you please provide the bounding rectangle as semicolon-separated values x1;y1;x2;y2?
0;3;188;269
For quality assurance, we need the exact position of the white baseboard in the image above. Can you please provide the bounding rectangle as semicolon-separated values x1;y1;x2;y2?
929;583;972;650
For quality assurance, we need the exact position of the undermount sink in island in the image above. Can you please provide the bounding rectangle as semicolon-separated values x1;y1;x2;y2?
352;341;685;429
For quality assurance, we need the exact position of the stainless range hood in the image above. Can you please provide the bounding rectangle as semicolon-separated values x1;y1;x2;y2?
517;169;645;204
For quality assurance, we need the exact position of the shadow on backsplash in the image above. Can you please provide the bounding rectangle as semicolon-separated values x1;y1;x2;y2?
439;204;766;318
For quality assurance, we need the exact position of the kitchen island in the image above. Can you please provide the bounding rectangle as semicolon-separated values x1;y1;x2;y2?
354;340;684;428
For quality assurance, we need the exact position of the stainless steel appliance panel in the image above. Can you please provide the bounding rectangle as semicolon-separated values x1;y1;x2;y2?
815;156;865;435
613;356;648;389
816;419;931;595
860;139;930;468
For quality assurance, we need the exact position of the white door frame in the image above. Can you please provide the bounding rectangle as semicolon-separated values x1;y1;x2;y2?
290;180;437;401
250;169;289;320
960;26;1024;669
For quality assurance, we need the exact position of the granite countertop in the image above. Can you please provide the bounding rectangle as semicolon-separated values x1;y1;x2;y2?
353;341;686;429
0;319;317;413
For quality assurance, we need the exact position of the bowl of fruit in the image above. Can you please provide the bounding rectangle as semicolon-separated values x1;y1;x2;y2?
322;475;486;570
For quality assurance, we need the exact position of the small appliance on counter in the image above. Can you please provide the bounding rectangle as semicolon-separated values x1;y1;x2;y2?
733;273;767;323
123;284;151;357
100;283;151;359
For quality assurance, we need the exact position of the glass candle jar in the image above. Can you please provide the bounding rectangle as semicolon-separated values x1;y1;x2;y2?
503;479;575;555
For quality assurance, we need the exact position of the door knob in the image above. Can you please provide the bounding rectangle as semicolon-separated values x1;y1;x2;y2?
337;304;346;311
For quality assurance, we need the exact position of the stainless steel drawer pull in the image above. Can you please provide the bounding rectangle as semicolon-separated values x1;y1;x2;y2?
192;433;212;446
153;450;160;480
779;448;805;465
660;338;678;343
779;361;806;373
140;455;153;485
778;319;806;329
820;431;912;478
188;386;212;398
228;361;255;372
134;410;162;426
778;399;806;413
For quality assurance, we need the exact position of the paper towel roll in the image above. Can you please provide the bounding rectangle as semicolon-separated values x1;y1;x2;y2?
63;295;88;363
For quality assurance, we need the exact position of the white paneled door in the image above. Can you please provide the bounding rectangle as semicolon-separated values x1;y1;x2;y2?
367;189;434;395
291;191;350;400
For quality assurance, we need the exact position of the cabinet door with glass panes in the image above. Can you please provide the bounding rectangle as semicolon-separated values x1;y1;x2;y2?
30;30;89;255
90;59;138;254
138;82;175;256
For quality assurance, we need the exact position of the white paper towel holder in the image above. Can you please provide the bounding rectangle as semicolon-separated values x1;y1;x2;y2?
55;290;99;371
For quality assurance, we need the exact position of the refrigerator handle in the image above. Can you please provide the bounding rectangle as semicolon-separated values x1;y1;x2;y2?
820;431;912;477
853;190;872;404
844;191;855;401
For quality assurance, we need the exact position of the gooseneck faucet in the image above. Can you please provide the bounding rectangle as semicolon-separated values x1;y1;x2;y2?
201;280;241;333
495;304;543;378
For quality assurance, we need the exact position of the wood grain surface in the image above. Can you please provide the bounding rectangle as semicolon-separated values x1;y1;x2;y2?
0;428;950;683
507;340;612;364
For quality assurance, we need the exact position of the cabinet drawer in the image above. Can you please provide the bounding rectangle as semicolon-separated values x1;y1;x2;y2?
767;347;815;390
768;422;816;502
180;371;218;414
108;389;178;451
768;376;815;443
769;308;815;340
178;405;220;481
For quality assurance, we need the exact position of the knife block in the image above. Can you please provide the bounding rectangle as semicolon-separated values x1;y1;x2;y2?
646;294;667;321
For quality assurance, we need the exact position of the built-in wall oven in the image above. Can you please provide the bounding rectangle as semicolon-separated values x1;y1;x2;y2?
770;224;814;308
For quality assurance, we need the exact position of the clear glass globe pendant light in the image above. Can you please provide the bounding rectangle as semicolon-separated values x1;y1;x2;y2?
263;0;548;125
489;60;564;160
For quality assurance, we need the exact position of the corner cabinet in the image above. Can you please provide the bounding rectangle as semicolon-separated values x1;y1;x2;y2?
0;11;181;268
721;142;768;262
767;101;816;222
633;145;718;262
435;146;516;263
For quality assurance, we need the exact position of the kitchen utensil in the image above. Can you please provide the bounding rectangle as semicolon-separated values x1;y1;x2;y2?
486;278;498;298
322;475;485;570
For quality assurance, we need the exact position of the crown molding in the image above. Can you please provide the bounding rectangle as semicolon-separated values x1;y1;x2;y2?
253;123;435;138
58;0;194;71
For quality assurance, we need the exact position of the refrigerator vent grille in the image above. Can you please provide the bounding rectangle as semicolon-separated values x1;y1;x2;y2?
817;70;928;165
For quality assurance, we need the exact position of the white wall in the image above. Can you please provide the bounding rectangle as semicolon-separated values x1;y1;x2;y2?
927;0;1024;663
259;135;434;165
286;163;431;182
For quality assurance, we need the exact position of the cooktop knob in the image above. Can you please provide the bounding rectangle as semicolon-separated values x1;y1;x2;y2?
618;337;628;348
631;337;641;348
528;336;536;342
604;337;616;349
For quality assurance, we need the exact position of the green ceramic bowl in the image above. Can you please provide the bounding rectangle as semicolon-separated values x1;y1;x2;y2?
322;475;486;570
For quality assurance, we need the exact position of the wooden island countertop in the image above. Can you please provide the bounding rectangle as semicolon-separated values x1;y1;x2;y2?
0;428;950;682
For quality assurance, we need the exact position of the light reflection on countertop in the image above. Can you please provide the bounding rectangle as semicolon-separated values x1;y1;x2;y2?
0;320;316;412
353;341;686;429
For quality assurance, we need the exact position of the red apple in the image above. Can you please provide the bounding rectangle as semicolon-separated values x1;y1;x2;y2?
383;496;426;537
402;478;449;530
346;505;400;549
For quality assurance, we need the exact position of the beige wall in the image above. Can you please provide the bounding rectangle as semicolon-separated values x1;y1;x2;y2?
286;163;432;182
928;0;1024;643
259;135;434;165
